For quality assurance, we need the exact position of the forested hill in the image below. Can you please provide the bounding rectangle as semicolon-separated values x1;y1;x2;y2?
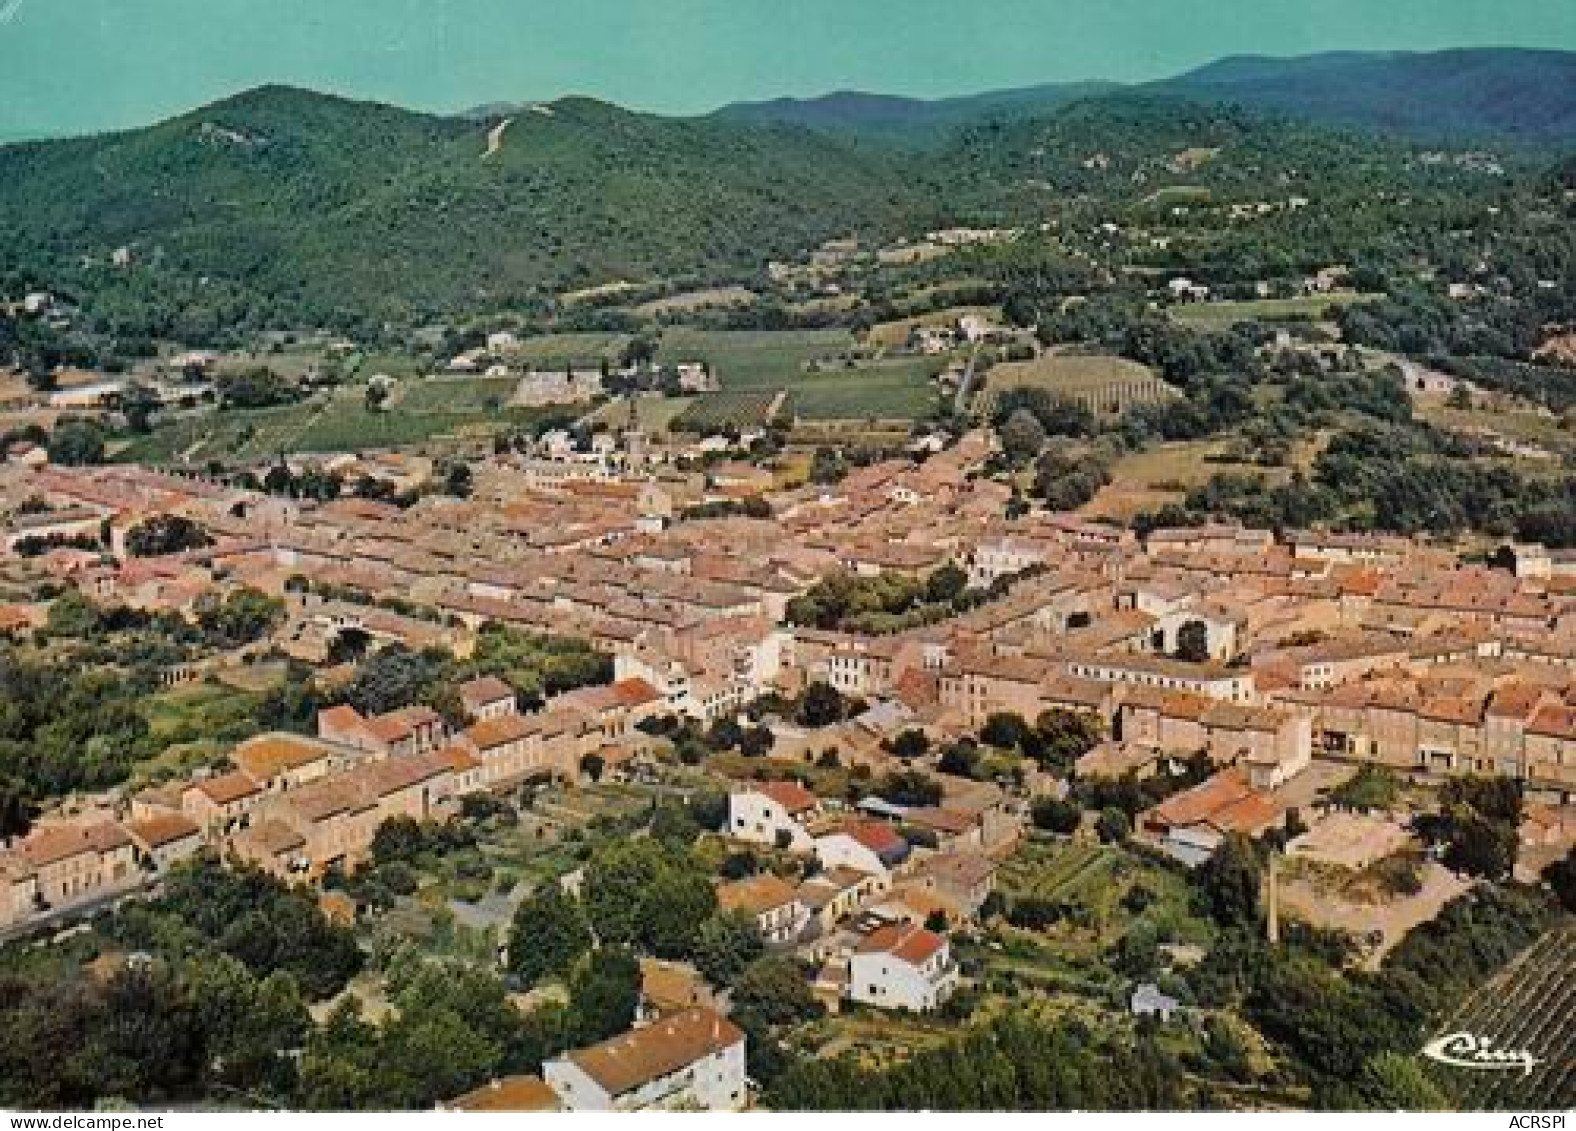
712;82;1120;147
0;79;1552;337
715;49;1576;149
1157;49;1576;146
0;86;938;327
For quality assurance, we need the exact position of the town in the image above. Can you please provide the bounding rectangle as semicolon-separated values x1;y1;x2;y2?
0;401;1571;1109
1;11;1574;1115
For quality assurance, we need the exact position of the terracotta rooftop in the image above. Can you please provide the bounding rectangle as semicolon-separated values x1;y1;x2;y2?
126;813;199;849
232;733;333;782
191;770;262;806
458;675;515;709
858;922;946;965
750;780;818;815
717;872;799;916
445;1074;560;1113
563;1007;743;1098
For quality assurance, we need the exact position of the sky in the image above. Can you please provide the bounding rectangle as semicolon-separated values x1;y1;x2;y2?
1;0;1574;139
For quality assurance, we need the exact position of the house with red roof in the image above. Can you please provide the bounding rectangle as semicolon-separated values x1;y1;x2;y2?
847;922;958;1012
727;780;822;852
814;819;912;878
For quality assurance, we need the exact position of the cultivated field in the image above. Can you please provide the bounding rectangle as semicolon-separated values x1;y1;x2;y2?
982;351;1175;417
1168;293;1378;327
395;376;519;412
657;327;853;387
118;381;557;464
1428;925;1575;1110
581;393;696;434
673;390;786;433
658;328;941;421
636;286;757;315
507;331;632;368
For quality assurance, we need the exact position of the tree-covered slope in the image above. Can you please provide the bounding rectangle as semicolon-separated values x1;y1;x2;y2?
1157;49;1576;146
0;86;937;326
714;49;1576;149
713;82;1119;147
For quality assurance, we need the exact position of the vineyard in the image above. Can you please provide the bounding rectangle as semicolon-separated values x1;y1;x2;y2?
672;390;787;433
981;351;1177;418
1428;924;1575;1110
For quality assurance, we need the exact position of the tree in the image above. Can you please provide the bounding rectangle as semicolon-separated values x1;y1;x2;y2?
1033;708;1104;770
1095;806;1132;844
739;725;775;758
877;769;942;807
1416;776;1522;880
998;407;1048;463
923;562;969;605
47;419;107;466
582;839;715;957
1174;619;1211;663
1031;796;1082;835
733;956;818;1025
124;514;213;558
980;712;1029;750
692;912;765;988
344;646;437;715
567;948;640;1047
1197;833;1262;928
889;728;930;760
649;802;701;846
442;462;473;499
640;865;718;959
797;681;846;728
1545;848;1576;914
808;447;847;485
1357;1052;1451;1110
195;587;283;647
507;884;592;988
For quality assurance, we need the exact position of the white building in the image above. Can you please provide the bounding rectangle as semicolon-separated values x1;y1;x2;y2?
543;1008;747;1112
847;923;958;1012
727;781;821;852
813;820;911;878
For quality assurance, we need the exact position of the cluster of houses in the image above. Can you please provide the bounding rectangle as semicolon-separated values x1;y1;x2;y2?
3;425;1576;1104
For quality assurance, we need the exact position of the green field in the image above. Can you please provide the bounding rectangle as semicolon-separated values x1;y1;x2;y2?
1169;293;1379;327
674;390;784;433
998;836;1212;949
119;381;560;465
582;393;697;434
508;332;632;368
396;377;519;412
984;351;1175;416
788;358;944;420
657;328;853;388
657;329;940;420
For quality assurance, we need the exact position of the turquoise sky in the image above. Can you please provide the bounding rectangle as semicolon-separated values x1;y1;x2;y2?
2;0;1573;138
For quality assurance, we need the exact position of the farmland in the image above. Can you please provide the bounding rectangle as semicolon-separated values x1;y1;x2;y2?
117;380;557;465
657;328;854;388
673;390;786;433
998;836;1211;951
1428;925;1575;1110
981;350;1175;417
1167;293;1378;328
581;392;697;434
395;376;519;412
506;331;632;368
657;328;943;421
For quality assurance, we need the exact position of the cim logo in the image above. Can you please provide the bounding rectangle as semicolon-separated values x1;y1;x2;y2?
1421;1031;1543;1077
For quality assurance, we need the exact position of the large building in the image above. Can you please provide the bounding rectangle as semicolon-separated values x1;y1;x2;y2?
543;1008;747;1112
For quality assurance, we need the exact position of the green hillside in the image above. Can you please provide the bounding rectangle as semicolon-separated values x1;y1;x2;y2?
0;87;937;332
